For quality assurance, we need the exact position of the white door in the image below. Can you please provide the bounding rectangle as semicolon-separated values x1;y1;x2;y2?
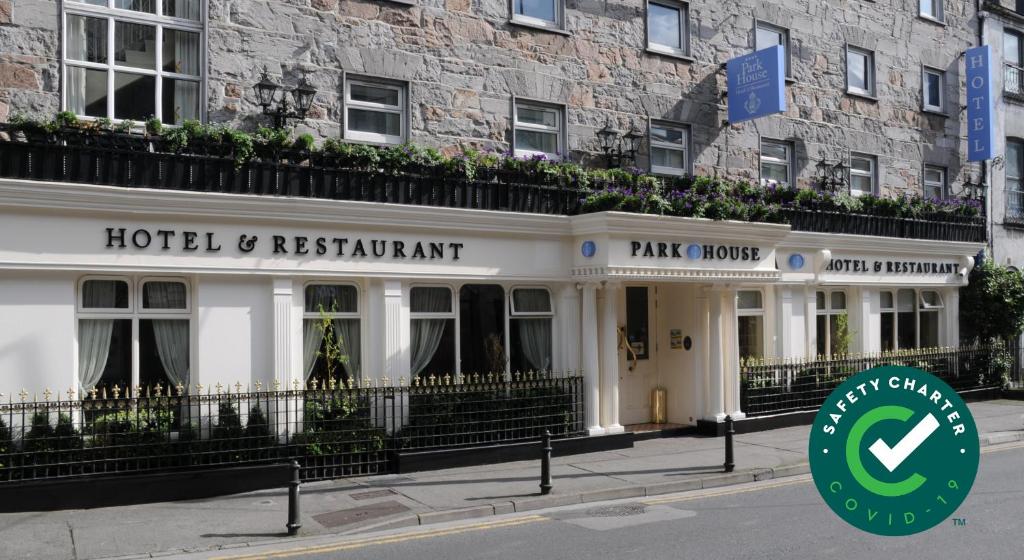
619;285;658;425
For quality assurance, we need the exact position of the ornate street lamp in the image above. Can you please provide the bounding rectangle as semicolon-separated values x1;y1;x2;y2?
252;67;317;128
596;121;643;168
814;156;848;193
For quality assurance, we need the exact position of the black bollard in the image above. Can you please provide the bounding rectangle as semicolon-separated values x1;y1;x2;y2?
287;461;302;536
724;415;735;473
540;430;553;495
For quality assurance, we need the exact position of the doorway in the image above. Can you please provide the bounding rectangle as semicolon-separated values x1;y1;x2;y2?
619;285;659;425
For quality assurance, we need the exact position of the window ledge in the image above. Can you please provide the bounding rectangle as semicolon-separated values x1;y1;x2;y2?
917;14;947;26
508;18;571;36
644;47;695;63
845;90;878;102
1003;217;1024;229
922;108;948;118
785;77;796;84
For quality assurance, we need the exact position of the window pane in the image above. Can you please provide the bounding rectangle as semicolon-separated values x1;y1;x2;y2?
162;78;200;124
163;29;200;75
920;0;935;17
829;314;847;356
115;21;156;70
140;319;189;388
67;67;108;118
459;285;507;374
850;156;872;173
512;288;551;313
648;3;682;50
626;287;649;360
114;72;155;120
83;279;130;309
350;83;400;107
411;287;452;314
831;291;846;310
80;319;132;391
848;51;867;90
652;147;685;169
920;290;942;308
880;291;894;309
1008;141;1023;179
898;311;916;348
411;318;455;378
516;129;558;154
816;315;827;356
897;289;915;312
738;315;763;359
737;290;762;310
143;281;188;309
920;311;940;347
756;27;782;49
761;141;787;161
515;0;556;22
510;318;552;372
163;0;202;21
925;72;941;107
517;105;558;128
305;285;358;313
881;312;895;351
651;124;685;145
924;167;943;184
66;15;107;63
851;174;873;194
816;291;826;310
1006;32;1022;65
115;0;156;12
761;161;789;184
348;108;401;136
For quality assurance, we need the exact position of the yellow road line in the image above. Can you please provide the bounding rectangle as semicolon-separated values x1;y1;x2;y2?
210;515;547;560
642;476;812;505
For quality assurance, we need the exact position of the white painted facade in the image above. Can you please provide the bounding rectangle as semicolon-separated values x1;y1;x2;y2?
0;178;983;429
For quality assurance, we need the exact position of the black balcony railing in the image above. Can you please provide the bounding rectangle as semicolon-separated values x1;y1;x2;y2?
739;346;1005;417
0;371;585;484
783;208;985;242
1006;63;1024;102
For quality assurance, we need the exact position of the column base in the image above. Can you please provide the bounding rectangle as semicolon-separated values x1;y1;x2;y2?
727;411;746;421
587;426;606;436
702;412;727;423
602;424;625;434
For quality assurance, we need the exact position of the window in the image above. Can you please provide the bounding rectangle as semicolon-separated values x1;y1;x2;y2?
922;68;944;112
755;22;790;77
459;284;507;375
923;165;946;199
760;139;792;186
509;288;553;373
647;1;689;57
848;153;877;196
1009;139;1024;221
513;100;563;159
737;291;764;360
302;284;360;384
344;78;406;145
649;122;689;176
1007;31;1024;96
846;46;875;97
626;287;650;360
920;0;943;21
815;290;848;358
882;289;943;350
410;286;456;379
62;0;203;124
77;278;190;395
512;0;563;29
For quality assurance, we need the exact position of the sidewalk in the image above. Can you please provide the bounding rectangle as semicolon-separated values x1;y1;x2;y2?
1;400;1021;560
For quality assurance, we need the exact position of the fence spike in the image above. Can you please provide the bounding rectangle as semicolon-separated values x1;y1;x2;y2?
196;383;204;395
428;374;437;386
382;376;391;387
43;388;52;402
273;378;281;391
399;376;406;387
310;378;319;391
235;382;243;393
66;387;76;401
255;380;262;392
346;378;354;389
292;379;300;391
215;382;223;395
18;388;28;402
364;378;372;388
111;385;120;399
443;373;451;386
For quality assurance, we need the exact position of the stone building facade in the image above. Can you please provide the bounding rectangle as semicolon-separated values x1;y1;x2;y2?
0;0;983;196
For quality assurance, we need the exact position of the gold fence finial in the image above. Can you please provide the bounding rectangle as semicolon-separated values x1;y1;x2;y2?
310;378;319;390
255;380;263;392
382;376;391;387
235;381;243;393
176;383;184;397
292;379;300;390
215;382;223;395
43;388;52;401
112;385;121;399
66;387;76;401
272;378;280;391
134;385;142;398
19;388;28;402
89;387;98;400
428;374;437;386
399;376;406;387
196;383;204;395
443;373;451;386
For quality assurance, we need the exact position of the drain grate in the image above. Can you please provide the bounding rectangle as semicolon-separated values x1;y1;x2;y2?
313;500;411;528
584;503;647;517
350;489;397;501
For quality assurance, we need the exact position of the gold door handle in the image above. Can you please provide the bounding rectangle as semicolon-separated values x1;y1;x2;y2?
617;327;638;372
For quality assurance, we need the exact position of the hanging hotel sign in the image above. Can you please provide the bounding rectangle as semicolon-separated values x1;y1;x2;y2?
965;45;995;162
726;45;786;124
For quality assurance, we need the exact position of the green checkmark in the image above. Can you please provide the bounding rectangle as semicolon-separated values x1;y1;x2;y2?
846;405;927;498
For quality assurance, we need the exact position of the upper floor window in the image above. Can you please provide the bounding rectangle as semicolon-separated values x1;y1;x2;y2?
63;0;203;124
760;139;792;186
646;1;689;57
513;100;563;160
922;67;945;112
923;165;946;199
1008;139;1024;220
849;153;877;196
846;46;875;97
649;122;689;176
512;0;564;30
920;0;943;21
755;21;790;77
344;77;406;145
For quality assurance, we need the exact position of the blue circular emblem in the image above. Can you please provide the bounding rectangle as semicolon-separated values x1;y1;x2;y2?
686;244;702;260
581;240;597;258
788;253;805;270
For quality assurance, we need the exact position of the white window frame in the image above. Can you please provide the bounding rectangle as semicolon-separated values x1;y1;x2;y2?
848;152;877;197
737;290;765;359
512;100;564;160
759;138;792;186
922;67;945;113
510;0;564;30
646;0;689;58
1008;138;1024;220
509;287;554;317
343;77;407;145
919;0;943;22
649;121;690;176
923;165;946;199
881;288;944;350
302;282;360;319
61;0;206;124
846;45;875;97
754;21;791;77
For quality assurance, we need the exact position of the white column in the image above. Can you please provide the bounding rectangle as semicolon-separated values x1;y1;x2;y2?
363;279;385;385
805;286;818;359
272;278;296;389
694;290;708;423
580;283;604;435
598;282;623;433
725;287;745;420
855;287;881;354
944;288;960;347
705;288;726;421
559;284;581;374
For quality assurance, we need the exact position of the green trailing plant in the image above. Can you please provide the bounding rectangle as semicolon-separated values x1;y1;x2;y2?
293;133;315;151
115;119;134;134
54;111;79;129
832;313;854;357
314;303;349;384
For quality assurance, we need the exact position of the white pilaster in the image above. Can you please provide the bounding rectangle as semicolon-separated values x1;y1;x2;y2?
944;288;960;347
272;278;296;388
363;279;385;385
805;285;818;359
695;290;708;424
580;283;604;435
598;282;623;433
725;287;744;420
559;284;581;374
705;288;726;421
383;280;408;382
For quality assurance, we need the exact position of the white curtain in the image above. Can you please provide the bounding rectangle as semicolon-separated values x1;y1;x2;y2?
517;318;552;371
66;16;87;115
152;319;189;387
171;29;200;123
79;319;114;392
410;287;451;377
303;319;325;381
333;319;361;379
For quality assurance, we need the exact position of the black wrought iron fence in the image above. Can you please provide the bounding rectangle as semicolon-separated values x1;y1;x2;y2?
740;346;1004;417
0;371;584;484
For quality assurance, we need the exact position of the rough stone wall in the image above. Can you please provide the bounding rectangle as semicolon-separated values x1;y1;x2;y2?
1;0;980;197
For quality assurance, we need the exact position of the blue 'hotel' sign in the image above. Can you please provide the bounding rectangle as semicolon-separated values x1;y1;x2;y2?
966;45;995;162
726;45;786;124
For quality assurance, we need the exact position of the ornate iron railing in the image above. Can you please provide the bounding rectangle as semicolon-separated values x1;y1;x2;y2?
782;208;985;243
1005;63;1024;102
740;346;1004;417
0;371;584;484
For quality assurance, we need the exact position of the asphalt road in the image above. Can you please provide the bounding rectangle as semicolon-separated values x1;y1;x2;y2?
190;442;1024;560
